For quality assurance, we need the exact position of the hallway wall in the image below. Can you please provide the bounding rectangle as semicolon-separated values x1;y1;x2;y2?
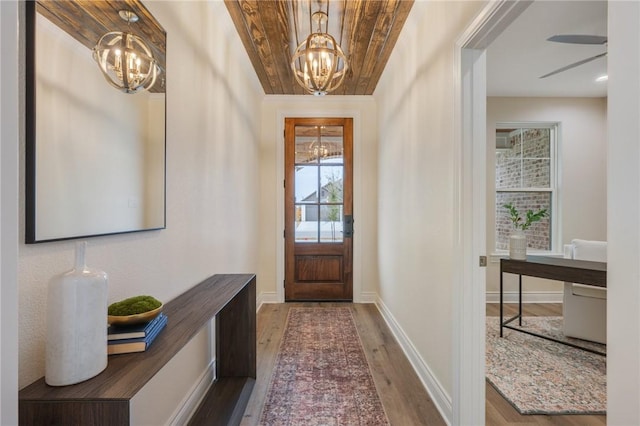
607;1;640;422
373;1;486;419
17;2;262;422
1;1;20;423
258;96;379;303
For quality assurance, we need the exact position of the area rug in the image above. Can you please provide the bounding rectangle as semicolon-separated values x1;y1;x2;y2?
259;307;390;425
486;316;606;415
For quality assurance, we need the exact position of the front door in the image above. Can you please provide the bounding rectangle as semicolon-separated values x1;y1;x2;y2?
284;117;353;301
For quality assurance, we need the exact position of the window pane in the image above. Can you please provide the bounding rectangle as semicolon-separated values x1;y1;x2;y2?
320;205;343;242
496;159;522;189
496;192;551;251
521;128;550;159
496;128;552;189
522;159;550;187
295;165;318;203
295;204;318;242
320;166;343;203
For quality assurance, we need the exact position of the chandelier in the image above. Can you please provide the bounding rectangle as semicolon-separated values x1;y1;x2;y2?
92;10;160;94
309;139;329;159
291;6;348;96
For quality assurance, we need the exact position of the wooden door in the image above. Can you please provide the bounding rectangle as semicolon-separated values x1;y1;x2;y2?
285;118;353;301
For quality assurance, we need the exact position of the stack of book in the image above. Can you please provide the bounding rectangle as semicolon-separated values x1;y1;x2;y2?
107;313;168;355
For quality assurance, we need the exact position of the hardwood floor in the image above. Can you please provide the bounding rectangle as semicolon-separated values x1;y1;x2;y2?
241;303;606;425
240;303;446;425
486;303;606;426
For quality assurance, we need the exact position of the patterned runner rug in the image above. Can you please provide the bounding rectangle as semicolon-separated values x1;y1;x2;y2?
260;307;389;425
486;316;606;415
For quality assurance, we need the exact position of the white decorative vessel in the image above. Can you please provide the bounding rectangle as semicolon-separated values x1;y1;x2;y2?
509;229;527;260
45;241;108;386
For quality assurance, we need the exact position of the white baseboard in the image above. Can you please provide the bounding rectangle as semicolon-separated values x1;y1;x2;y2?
168;360;216;426
485;291;563;304
358;291;378;303
375;299;452;425
257;291;279;312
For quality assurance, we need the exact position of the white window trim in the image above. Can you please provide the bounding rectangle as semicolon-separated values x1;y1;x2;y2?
494;122;561;255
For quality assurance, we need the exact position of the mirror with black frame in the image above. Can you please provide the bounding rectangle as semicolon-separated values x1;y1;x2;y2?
25;0;166;243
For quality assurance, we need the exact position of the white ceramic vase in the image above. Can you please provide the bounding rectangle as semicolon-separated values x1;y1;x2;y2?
509;229;527;260
45;241;108;386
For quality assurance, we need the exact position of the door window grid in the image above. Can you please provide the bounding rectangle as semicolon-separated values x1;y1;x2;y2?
294;126;344;243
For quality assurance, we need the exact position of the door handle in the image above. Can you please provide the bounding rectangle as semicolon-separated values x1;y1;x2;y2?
344;215;354;238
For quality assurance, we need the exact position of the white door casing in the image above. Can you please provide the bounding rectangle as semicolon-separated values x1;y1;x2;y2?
453;1;533;424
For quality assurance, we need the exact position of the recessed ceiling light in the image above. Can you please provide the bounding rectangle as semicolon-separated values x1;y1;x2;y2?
595;75;608;82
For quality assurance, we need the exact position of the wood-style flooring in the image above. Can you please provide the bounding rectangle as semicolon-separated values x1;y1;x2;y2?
242;302;606;426
241;303;445;425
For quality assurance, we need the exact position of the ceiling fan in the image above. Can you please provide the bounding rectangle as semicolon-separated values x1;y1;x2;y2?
539;34;607;79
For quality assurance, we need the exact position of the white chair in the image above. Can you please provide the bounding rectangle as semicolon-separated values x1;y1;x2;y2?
563;239;607;344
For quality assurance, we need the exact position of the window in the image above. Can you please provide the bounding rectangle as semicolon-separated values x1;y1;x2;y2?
495;124;558;252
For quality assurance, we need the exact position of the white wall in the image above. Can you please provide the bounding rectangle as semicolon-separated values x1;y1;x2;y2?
258;96;378;304
373;1;486;421
486;97;607;298
608;1;640;423
0;1;20;423
17;1;262;423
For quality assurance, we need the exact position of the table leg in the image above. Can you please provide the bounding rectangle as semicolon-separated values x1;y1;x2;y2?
500;266;504;337
518;274;523;326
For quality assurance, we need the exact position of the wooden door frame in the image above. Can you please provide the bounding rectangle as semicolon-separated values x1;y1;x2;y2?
273;107;364;304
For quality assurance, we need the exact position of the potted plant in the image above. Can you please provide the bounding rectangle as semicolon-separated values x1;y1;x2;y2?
503;203;548;260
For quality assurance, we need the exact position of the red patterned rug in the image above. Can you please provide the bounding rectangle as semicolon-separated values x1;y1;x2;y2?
259;307;390;425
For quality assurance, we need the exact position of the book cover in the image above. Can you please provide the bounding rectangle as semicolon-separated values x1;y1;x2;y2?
108;312;166;341
108;314;168;355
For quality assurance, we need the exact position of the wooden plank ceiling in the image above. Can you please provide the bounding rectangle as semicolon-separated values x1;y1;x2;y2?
36;0;166;93
225;0;414;95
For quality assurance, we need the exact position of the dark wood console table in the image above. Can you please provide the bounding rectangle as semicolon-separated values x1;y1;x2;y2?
19;274;256;425
500;256;606;356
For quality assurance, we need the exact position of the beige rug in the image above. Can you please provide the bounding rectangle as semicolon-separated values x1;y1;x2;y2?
259;307;389;425
486;316;606;415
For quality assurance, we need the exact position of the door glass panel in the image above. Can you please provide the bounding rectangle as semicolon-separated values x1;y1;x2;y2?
295;204;319;242
320;166;343;203
294;124;345;244
319;126;344;161
295;165;319;203
320;205;343;242
295;126;320;164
